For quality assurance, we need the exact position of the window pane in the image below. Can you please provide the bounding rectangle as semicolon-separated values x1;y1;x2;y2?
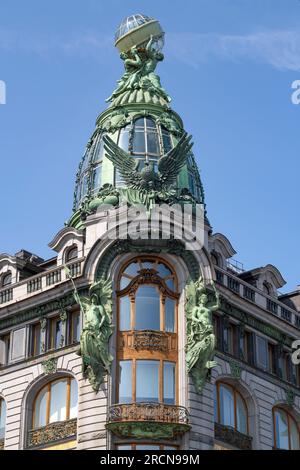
290;418;299;450
134;117;145;128
54;320;63;349
145;118;156;129
219;385;235;428
133;131;145;153
256;336;268;370
162;132;172;153
92;164;102;191
118;130;130;151
119;296;131;331
117;445;132;450
136;360;159;402
156;263;172;278
69;379;78;419
164;362;175;404
236;394;247;434
119;361;132;403
147;132;159;154
275;410;289;449
93;137;105;162
124;262;139;277
136;445;160;450
72;313;81;342
0;400;6;439
165;297;175;333
49;380;67;423
165;278;175;290
135;286;160;331
34;387;48;428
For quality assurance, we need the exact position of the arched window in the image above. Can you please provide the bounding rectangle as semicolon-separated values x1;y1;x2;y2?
116;257;178;405
0;398;6;441
33;377;78;429
1;272;12;287
66;246;78;263
215;382;248;435
273;407;300;450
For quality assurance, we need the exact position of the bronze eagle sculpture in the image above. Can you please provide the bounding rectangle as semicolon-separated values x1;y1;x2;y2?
103;132;193;192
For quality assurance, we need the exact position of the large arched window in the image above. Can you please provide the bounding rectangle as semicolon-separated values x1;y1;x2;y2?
116;257;178;405
215;382;248;435
0;398;6;441
33;377;78;429
273;407;300;450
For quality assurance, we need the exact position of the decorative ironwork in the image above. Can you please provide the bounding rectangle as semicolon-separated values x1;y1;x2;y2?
127;330;170;352
107;403;190;440
27;418;77;449
214;422;252;450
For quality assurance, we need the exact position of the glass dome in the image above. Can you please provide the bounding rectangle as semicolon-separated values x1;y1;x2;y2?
74;117;203;210
115;14;153;43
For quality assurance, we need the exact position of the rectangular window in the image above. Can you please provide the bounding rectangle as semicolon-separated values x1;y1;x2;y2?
69;311;81;344
136;360;159;403
256;335;268;370
30;323;41;356
49;317;63;350
118;360;132;403
165;298;175;333
0;334;10;366
268;343;276;374
135;286;160;331
163;362;176;405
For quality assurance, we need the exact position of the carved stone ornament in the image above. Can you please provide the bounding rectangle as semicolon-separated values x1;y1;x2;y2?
229;360;242;380
42;357;58;375
185;277;220;394
286;389;295;407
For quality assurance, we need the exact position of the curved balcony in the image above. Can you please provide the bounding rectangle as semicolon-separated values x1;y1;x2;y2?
107;403;190;440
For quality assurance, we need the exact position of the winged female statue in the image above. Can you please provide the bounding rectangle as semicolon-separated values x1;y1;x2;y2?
103;131;193;192
65;267;114;392
185;276;220;393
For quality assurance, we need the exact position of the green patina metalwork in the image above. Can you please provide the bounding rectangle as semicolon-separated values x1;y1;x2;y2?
286;389;295;407
186;277;220;394
42;357;58;375
106;422;190;440
72;279;114;392
229;360;242;379
106;36;171;107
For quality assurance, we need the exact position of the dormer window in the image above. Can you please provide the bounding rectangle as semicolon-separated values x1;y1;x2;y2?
1;272;12;288
66;246;78;263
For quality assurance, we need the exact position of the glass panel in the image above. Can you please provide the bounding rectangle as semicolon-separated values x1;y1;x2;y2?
290;417;299;450
135;286;160;331
136;445;160;450
133;131;145;153
0;400;6;439
93;136;105;162
134;117;145;128
141;261;154;270
219;384;235;428
165;278;175;290
92;164;102;191
34;386;48;428
124;262;140;277
275;409;289;449
256;336;268;370
54;320;63;349
156;263;172;278
147;132;159;155
73;313;81;342
165;297;175;333
136;360;159;402
146;117;156;129
162;132;172;153
81;174;89;198
236;393;247;434
69;379;78;419
118;130;130;151
163;362;175;404
119;361;132;403
119;296;131;331
120;276;131;290
117;445;132;450
49;379;67;423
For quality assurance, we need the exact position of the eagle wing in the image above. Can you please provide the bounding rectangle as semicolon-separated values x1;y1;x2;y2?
158;132;193;189
103;135;140;188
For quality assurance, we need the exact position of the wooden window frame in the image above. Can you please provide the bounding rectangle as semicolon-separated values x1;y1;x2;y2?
48;316;63;350
32;377;75;429
273;406;300;450
215;381;249;435
116;256;179;406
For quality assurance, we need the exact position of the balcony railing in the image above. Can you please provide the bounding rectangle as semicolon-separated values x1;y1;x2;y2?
0;258;84;307
214;422;252;450
215;266;300;330
107;403;190;440
27;418;77;449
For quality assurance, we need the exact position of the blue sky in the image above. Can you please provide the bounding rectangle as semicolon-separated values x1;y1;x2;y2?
0;0;299;292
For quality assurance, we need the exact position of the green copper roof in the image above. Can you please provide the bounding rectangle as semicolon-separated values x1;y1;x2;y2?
68;15;206;228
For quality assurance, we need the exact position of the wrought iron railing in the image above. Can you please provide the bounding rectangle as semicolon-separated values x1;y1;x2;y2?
27;418;77;448
108;402;189;425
